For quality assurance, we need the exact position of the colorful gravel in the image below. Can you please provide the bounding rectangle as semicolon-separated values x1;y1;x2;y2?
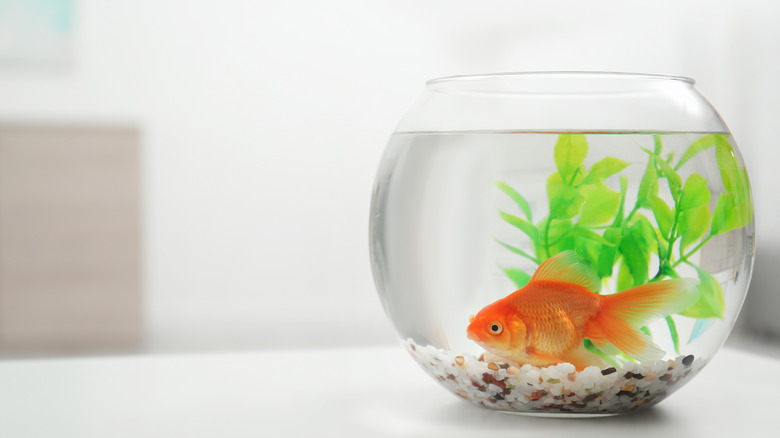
406;339;702;415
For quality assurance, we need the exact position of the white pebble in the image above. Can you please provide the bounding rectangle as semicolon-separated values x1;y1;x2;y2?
545;367;561;380
557;363;576;374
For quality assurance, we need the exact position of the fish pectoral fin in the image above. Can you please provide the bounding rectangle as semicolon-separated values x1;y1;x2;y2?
585;316;664;362
524;347;560;364
482;351;520;366
560;344;608;371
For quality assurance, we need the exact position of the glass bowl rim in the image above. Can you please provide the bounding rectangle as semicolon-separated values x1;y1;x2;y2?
425;71;696;96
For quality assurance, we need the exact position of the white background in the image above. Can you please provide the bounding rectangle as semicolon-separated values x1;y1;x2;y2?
0;0;777;352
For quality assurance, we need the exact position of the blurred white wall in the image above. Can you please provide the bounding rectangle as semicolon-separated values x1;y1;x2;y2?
0;0;777;352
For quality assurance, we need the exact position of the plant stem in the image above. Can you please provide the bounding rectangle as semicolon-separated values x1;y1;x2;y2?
672;234;713;268
625;204;640;224
652;205;681;281
543;217;553;259
568;167;581;186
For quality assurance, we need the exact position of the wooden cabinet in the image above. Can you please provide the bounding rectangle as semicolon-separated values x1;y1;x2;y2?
0;125;141;355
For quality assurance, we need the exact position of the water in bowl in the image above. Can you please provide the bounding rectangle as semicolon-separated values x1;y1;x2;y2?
370;131;754;414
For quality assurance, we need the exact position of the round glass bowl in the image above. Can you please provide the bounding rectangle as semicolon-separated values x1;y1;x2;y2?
369;72;755;416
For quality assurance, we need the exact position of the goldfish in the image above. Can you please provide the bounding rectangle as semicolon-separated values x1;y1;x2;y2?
466;251;699;370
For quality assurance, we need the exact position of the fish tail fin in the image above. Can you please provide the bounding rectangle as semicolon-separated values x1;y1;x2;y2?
585;279;699;361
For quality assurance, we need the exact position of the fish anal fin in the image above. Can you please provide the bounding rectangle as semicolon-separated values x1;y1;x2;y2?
585;312;664;362
589;339;621;356
531;250;601;293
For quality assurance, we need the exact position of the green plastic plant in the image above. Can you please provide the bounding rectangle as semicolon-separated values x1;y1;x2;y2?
495;133;752;359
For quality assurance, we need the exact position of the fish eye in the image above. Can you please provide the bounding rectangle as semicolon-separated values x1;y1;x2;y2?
488;321;502;334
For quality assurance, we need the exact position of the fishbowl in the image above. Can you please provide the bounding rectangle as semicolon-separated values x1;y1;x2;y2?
369;72;755;416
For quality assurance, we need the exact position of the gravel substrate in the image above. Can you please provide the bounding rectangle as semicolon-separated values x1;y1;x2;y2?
405;339;703;415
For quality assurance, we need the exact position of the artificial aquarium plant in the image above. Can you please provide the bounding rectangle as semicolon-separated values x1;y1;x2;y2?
494;133;752;360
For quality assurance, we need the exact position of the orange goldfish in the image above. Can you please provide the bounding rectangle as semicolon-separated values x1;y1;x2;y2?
466;251;698;370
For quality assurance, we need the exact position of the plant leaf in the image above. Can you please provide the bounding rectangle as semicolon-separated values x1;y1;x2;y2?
495;238;539;263
547;173;585;219
666;316;680;354
619;216;655;286
656;155;682;201
648;195;674;238
710;191;752;236
729;169;753;229
573;236;602;270
634;215;657;249
679;266;725;319
581;157;630;185
734;167;752;207
711;137;754;231
597;227;622;278
538;217;576;257
679;205;711;252
726;199;752;233
612;175;629;227
554;134;588;181
653;226;670;261
498;210;539;243
636;158;659;209
675;134;722;171
735;168;754;222
561;227;617;247
679;173;711;211
501;267;532;289
688;318;715;344
653;134;663;155
617;257;634;292
710;193;731;236
494;181;533;222
715;137;741;197
579;183;621;227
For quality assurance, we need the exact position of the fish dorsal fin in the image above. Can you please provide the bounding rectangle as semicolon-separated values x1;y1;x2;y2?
531;251;601;292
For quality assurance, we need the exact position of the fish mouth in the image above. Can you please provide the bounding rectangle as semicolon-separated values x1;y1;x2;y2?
466;326;481;342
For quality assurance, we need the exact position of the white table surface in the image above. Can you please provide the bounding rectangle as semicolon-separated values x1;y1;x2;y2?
0;344;777;438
